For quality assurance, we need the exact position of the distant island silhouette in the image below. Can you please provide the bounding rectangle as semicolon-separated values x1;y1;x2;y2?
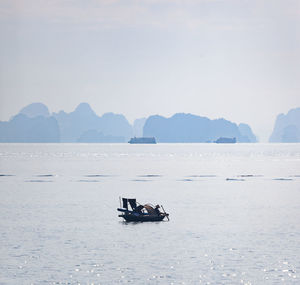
269;107;300;142
0;102;264;143
0;103;132;143
0;113;60;143
143;113;256;143
53;103;133;142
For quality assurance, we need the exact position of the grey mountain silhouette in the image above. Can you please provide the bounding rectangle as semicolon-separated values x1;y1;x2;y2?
269;107;300;142
238;123;257;142
143;113;256;143
0;103;259;143
53;103;133;142
19;102;50;118
133;118;146;137
77;130;124;143
0;102;133;142
0;113;60;142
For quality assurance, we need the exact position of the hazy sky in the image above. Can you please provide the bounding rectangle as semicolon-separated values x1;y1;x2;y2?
0;0;299;141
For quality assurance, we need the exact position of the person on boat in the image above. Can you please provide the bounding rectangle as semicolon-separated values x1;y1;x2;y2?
134;205;144;215
154;205;161;216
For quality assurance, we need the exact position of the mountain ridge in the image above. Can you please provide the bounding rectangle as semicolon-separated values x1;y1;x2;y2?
269;107;300;142
1;103;258;143
143;113;256;143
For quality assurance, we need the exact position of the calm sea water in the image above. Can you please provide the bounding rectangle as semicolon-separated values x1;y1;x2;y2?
0;143;300;284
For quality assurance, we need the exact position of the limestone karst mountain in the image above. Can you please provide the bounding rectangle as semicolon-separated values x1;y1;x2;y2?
133;118;147;137
53;103;133;142
143;113;256;143
269;108;300;142
0;103;259;143
0;113;60;142
0;103;133;142
19;102;50;118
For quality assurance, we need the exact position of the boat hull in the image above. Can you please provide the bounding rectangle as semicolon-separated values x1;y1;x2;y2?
119;214;166;222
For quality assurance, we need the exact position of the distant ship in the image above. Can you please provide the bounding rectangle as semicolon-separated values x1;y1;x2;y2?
214;137;236;144
128;137;157;144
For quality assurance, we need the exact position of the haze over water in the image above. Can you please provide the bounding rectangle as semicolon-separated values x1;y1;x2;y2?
0;143;300;284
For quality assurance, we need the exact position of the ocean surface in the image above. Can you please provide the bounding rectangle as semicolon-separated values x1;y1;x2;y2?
0;143;300;284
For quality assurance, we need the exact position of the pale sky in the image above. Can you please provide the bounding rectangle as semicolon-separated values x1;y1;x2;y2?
0;0;299;141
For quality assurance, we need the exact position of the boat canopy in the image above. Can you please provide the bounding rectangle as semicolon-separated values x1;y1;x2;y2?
144;204;156;215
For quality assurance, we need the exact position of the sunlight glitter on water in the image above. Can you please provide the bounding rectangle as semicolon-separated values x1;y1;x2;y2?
0;143;300;284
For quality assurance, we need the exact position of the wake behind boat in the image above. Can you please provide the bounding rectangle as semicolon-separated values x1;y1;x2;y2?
117;197;169;222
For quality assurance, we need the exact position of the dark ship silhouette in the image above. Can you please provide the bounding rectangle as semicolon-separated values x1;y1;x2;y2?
128;137;156;144
214;137;236;143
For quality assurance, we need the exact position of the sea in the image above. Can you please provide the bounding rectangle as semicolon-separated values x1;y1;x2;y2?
0;143;300;284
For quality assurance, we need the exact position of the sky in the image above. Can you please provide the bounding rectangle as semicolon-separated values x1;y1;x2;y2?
0;0;299;141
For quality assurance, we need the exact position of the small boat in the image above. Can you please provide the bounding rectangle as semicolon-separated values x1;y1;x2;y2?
128;137;156;144
214;137;236;143
117;197;169;222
